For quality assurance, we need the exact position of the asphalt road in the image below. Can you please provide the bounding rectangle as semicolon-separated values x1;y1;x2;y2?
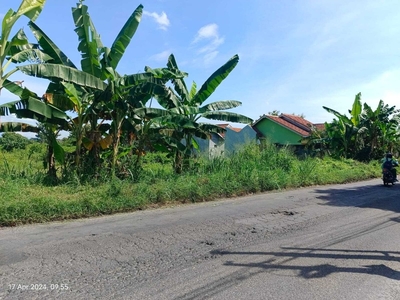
1;179;400;300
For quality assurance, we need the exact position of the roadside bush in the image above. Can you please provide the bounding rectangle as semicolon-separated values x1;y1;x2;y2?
0;132;31;151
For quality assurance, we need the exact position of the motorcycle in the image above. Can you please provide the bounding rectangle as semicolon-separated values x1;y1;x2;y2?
382;162;398;186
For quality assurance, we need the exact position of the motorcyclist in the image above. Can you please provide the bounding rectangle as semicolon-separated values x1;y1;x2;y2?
381;152;399;181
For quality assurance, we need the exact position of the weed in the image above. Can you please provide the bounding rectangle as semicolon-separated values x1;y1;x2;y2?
0;142;381;226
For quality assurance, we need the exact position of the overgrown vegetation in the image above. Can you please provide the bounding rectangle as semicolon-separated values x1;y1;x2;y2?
0;142;380;226
0;132;31;151
307;93;400;161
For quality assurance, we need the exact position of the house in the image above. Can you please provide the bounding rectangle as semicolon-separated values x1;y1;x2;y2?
224;124;258;155
195;124;257;158
195;113;325;158
252;113;325;147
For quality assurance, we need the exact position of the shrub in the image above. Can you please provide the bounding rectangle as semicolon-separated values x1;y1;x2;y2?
0;132;31;152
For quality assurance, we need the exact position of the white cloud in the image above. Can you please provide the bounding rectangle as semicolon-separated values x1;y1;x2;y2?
143;11;170;30
193;24;220;43
149;50;171;62
197;37;224;54
203;51;219;65
192;24;224;65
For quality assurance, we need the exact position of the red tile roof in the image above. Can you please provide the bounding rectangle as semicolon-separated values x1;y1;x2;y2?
252;114;326;138
280;114;313;131
217;124;230;129
216;124;243;137
229;127;242;132
313;123;326;131
266;115;310;136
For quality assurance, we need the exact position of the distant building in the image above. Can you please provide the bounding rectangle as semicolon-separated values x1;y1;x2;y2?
195;114;326;158
195;124;257;158
252;113;325;148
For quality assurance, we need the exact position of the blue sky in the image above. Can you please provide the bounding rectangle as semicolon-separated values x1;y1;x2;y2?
1;0;400;130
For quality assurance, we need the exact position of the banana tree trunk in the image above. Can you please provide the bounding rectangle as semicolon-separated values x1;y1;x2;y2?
111;113;125;178
47;144;57;180
74;116;85;174
75;135;83;172
88;130;101;177
174;150;183;174
111;132;121;178
183;135;192;172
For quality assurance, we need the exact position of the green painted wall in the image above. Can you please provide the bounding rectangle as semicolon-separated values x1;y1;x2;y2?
255;118;303;145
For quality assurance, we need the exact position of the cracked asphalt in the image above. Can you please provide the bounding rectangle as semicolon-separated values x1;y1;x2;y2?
1;179;400;299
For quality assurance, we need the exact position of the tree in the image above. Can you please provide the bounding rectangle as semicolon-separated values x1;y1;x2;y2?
150;54;253;173
0;0;48;92
323;93;400;161
323;93;363;158
18;2;185;178
0;132;31;151
0;0;69;177
268;110;280;116
358;100;400;160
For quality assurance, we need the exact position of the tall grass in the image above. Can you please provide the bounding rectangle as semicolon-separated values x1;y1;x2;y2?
0;142;381;226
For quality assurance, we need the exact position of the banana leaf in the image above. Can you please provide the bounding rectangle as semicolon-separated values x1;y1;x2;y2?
16;0;47;21
1;80;68;124
132;81;181;109
105;4;143;70
18;64;107;90
9;28;29;47
42;92;75;112
189;81;197;101
191;54;239;106
28;21;76;67
323;106;352;124
200;100;242;112
350;92;362;126
145;66;188;80
8;48;52;63
52;137;65;164
201;111;253;124
167;54;189;103
72;3;103;78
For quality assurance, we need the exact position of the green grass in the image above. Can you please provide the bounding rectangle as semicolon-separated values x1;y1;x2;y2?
0;143;381;226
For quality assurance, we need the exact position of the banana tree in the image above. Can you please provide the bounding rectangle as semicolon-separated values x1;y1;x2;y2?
35;122;66;181
16;2;141;175
0;0;48;91
359;100;400;159
0;0;52;138
22;20;99;172
14;2;139;175
323;93;363;159
324;93;400;160
0;80;69;179
19;2;187;177
150;54;253;173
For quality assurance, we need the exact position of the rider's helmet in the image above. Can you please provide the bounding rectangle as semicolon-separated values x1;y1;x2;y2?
386;152;393;159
